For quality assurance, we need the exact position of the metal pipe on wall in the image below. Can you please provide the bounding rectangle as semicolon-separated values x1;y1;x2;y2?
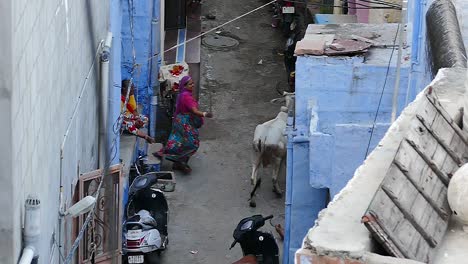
160;0;165;64
150;0;161;138
99;32;113;168
19;196;41;264
333;0;342;14
283;112;295;264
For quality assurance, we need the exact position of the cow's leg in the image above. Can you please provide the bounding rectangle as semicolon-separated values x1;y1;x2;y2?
250;151;262;186
249;151;263;207
249;196;256;208
249;176;262;207
272;156;283;196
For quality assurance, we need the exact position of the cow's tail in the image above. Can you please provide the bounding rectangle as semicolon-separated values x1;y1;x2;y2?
254;138;264;153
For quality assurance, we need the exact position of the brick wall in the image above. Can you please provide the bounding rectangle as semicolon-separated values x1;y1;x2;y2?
1;0;109;263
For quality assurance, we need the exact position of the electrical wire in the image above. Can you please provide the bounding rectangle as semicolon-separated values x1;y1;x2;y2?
64;2;281;259
352;0;401;8
63;0;401;260
147;0;278;61
364;24;400;159
345;0;400;9
144;0;400;66
63;0;139;262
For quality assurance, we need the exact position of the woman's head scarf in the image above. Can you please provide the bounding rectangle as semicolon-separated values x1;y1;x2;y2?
175;75;194;114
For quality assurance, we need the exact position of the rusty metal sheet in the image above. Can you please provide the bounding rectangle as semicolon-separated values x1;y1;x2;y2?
324;39;371;56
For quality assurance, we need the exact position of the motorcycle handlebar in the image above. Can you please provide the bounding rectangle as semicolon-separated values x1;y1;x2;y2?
263;215;274;221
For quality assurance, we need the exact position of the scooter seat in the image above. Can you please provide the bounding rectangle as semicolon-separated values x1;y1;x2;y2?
232;255;257;264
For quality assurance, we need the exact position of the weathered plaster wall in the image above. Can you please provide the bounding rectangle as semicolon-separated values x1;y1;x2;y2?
298;53;410;195
287;140;329;264
347;0;402;23
121;0;155;115
295;55;410;133
0;0;109;263
310;123;390;196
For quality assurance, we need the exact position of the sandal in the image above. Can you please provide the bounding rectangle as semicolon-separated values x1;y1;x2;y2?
182;163;192;174
172;162;191;174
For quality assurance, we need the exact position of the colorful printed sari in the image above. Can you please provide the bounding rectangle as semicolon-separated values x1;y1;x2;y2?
163;113;202;163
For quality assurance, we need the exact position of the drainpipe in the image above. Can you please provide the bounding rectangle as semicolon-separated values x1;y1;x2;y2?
391;0;407;122
283;115;295;264
405;0;423;106
160;0;165;63
99;32;113;168
150;0;161;138
19;196;41;264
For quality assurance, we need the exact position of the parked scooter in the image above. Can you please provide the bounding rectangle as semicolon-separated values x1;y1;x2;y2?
279;0;297;37
230;215;279;264
123;171;172;263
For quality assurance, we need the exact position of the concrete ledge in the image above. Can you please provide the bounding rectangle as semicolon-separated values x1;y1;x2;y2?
296;249;424;264
120;134;137;176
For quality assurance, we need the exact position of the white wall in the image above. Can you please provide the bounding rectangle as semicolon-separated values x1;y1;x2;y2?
0;1;15;263
0;0;109;263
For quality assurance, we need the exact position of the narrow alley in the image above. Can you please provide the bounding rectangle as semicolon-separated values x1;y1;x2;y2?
161;0;287;262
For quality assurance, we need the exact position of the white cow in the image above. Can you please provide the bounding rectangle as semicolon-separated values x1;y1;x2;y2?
249;93;294;207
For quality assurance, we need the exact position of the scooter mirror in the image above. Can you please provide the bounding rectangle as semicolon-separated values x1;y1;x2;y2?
229;240;237;250
290;20;296;31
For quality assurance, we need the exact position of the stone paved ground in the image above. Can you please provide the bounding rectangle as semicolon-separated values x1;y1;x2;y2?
160;0;288;263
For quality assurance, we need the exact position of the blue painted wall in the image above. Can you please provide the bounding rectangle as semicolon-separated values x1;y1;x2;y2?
285;53;413;263
295;56;410;134
286;139;329;264
118;0;161;228
121;0;155;115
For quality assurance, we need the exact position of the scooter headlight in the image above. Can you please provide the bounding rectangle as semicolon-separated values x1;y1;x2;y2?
240;220;253;231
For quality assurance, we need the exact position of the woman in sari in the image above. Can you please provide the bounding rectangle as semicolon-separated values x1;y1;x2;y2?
121;79;155;144
154;75;213;173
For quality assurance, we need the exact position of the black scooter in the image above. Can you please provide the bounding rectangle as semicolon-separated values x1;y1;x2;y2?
123;171;173;263
230;215;279;264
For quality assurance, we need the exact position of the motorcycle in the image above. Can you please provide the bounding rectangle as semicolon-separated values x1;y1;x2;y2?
123;171;173;263
280;0;297;37
278;20;300;94
230;215;279;264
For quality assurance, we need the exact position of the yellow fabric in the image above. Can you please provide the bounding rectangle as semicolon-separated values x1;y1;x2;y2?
121;95;138;116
